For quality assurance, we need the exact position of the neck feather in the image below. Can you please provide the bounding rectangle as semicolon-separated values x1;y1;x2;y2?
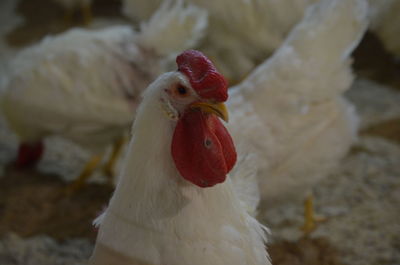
109;81;187;221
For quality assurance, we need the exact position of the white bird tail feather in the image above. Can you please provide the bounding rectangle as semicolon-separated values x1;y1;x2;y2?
136;0;208;58
235;0;368;111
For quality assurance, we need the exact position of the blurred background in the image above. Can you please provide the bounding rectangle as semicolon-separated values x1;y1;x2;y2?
0;0;399;265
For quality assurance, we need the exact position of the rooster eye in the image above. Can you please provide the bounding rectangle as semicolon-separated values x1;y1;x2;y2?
176;85;188;96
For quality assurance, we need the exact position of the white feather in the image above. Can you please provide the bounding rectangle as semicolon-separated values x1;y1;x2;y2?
136;0;208;58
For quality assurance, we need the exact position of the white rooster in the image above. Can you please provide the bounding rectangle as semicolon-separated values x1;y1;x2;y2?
225;0;368;232
90;50;269;265
0;0;207;190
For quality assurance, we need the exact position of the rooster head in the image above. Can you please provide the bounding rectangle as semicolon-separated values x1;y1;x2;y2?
156;50;236;188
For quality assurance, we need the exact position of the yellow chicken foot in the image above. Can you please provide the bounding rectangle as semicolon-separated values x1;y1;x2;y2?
81;3;93;25
65;155;103;195
102;137;126;185
300;193;327;235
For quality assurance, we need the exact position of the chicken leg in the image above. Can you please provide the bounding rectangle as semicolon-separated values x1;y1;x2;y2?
65;154;103;195
300;193;327;235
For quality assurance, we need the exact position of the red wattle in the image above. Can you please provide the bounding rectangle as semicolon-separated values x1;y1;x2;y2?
16;141;44;168
171;110;237;188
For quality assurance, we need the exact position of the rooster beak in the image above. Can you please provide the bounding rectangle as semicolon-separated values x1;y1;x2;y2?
190;102;229;122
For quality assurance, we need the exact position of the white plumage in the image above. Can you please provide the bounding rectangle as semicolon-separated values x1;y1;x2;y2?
91;72;270;265
0;0;207;155
226;0;368;205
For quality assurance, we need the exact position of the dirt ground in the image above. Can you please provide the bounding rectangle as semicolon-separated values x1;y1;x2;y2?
0;166;113;241
269;237;344;265
0;0;399;264
6;0;123;48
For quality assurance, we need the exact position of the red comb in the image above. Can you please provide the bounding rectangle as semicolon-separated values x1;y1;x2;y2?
176;50;228;102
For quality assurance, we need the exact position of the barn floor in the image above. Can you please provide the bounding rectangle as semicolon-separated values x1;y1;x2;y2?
0;0;399;265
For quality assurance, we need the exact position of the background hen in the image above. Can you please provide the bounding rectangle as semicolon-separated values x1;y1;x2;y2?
122;0;319;82
223;0;368;232
122;0;400;82
0;0;207;188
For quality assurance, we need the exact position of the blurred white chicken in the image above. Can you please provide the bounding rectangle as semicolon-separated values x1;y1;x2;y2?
124;0;399;80
90;50;269;265
188;0;400;67
0;0;207;190
52;0;93;25
122;0;319;81
225;0;368;232
368;0;400;57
